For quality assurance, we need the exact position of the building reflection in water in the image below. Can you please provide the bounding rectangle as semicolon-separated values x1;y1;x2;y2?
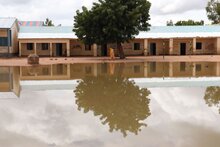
204;86;220;114
74;75;151;137
0;67;20;98
2;62;220;98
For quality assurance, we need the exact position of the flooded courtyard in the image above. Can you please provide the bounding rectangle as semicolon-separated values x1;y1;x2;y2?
1;62;220;147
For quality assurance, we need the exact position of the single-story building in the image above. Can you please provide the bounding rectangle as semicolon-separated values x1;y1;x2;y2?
0;17;19;57
2;17;220;57
18;25;220;57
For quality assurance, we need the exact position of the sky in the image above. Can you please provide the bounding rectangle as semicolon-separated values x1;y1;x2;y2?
0;0;210;26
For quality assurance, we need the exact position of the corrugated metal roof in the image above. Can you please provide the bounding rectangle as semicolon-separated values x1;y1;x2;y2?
18;21;44;27
0;17;16;29
18;25;220;39
18;26;77;39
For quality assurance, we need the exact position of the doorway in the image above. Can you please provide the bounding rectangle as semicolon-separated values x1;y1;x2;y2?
101;44;108;56
56;43;63;57
180;43;186;55
150;43;156;55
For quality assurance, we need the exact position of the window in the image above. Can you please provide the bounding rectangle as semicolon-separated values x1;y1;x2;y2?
42;68;49;75
42;43;49;50
149;62;156;73
134;65;141;73
27;43;33;50
134;43;141;50
0;37;8;46
196;42;202;50
196;64;202;72
180;62;186;72
85;66;92;74
85;45;92;51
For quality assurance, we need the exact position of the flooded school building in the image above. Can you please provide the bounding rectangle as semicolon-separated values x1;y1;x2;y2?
1;17;220;57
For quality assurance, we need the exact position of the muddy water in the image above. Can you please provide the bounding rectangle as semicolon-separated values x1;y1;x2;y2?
1;62;220;147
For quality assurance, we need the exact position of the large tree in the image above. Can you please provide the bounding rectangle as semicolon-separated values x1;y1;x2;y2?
206;0;220;24
73;0;151;59
74;75;151;137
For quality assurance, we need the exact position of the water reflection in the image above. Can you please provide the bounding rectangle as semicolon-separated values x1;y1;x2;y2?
0;67;20;98
74;75;151;137
204;86;220;113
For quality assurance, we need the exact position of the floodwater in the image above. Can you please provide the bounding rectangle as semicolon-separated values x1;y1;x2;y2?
1;62;220;147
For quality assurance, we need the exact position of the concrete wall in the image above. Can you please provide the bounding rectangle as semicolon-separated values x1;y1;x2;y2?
194;38;216;55
148;39;169;55
70;39;93;56
17;37;219;57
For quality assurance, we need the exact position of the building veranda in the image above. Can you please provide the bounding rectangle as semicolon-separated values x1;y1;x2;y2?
1;18;220;57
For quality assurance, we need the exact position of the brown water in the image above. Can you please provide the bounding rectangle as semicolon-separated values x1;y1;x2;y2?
1;62;220;147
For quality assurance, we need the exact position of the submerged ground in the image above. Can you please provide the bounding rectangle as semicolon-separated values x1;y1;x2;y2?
1;62;220;147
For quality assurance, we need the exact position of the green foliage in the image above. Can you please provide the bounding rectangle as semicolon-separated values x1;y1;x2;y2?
74;75;151;137
73;0;151;46
167;20;204;26
204;86;220;113
206;0;220;24
44;18;54;26
166;20;174;26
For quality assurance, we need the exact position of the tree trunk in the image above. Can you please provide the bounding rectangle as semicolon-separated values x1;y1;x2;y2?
117;42;125;59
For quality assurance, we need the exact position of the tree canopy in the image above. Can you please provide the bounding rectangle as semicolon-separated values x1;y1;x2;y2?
74;75;151;137
204;86;220;113
206;0;220;24
44;18;54;26
73;0;151;59
166;20;204;26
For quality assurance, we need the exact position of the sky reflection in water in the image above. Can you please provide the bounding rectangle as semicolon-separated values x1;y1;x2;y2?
0;62;220;147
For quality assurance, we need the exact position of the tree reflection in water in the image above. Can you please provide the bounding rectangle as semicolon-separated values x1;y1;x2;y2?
204;86;220;113
74;76;151;137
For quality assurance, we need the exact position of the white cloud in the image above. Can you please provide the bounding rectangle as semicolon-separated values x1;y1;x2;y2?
0;0;210;26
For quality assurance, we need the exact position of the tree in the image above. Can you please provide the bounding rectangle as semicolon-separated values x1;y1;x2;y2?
167;20;204;26
204;86;220;113
73;0;151;59
206;0;220;24
74;75;151;137
44;18;54;26
166;20;174;26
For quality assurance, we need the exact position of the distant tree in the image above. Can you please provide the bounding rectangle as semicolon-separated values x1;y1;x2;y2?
175;20;204;26
206;0;220;24
74;76;151;137
204;86;220;113
166;20;174;26
73;0;151;59
44;18;54;26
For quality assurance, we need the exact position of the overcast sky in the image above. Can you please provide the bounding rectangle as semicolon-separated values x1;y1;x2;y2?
0;0;210;26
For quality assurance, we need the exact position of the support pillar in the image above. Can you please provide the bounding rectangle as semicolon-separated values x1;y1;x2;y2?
144;62;148;77
192;63;196;77
67;64;71;77
66;41;70;57
216;62;220;76
93;63;98;77
193;38;196;54
169;39;173;55
217;38;220;55
144;39;148;56
169;62;173;77
34;42;37;55
19;42;22;57
93;44;98;57
50;43;53;57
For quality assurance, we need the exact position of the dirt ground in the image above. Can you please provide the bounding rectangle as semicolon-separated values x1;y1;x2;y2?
0;55;220;66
